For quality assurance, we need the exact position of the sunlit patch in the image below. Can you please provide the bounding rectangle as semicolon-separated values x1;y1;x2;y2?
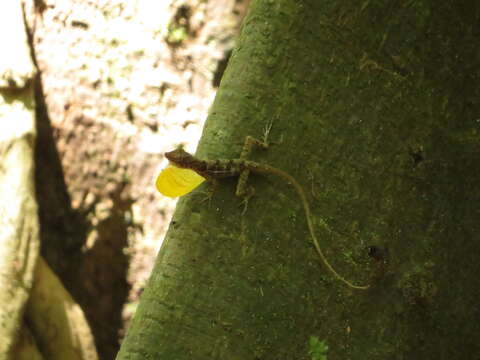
155;165;205;198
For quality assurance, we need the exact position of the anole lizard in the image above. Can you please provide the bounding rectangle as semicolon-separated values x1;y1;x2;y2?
163;136;369;290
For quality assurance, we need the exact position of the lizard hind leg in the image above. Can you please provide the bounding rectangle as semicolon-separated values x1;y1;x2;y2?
236;132;270;213
236;123;275;212
236;169;255;214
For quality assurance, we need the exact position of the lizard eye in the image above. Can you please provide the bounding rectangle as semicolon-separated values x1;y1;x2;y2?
155;165;205;198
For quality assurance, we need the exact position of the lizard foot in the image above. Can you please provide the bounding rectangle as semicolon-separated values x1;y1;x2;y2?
192;179;218;207
238;186;255;215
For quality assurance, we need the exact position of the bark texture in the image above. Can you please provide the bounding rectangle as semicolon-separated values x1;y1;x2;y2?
118;0;480;359
0;1;39;358
0;2;99;359
24;257;98;360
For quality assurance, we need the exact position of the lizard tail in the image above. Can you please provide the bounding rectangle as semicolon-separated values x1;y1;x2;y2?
259;164;370;290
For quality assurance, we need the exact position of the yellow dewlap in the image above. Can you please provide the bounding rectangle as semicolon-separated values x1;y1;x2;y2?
156;164;205;198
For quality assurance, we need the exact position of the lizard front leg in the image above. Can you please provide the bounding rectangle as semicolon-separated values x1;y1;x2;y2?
199;177;219;206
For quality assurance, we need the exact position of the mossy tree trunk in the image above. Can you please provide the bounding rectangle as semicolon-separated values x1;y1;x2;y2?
118;0;480;358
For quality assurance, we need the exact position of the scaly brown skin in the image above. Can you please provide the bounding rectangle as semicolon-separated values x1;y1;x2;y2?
165;136;369;290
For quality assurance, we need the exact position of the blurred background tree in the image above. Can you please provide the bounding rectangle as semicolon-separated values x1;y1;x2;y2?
17;0;249;359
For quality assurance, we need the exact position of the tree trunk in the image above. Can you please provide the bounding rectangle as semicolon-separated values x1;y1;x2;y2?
118;0;480;358
0;2;99;359
0;1;39;358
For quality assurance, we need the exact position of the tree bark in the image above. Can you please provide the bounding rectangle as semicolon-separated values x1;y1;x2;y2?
23;257;98;360
0;1;39;358
0;2;99;359
118;0;480;358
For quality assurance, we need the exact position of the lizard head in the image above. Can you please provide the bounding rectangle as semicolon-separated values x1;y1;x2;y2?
164;148;197;169
157;149;205;197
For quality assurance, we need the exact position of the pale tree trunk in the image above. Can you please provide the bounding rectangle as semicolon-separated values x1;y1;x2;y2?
23;257;98;360
0;1;40;358
118;0;480;359
0;2;98;359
